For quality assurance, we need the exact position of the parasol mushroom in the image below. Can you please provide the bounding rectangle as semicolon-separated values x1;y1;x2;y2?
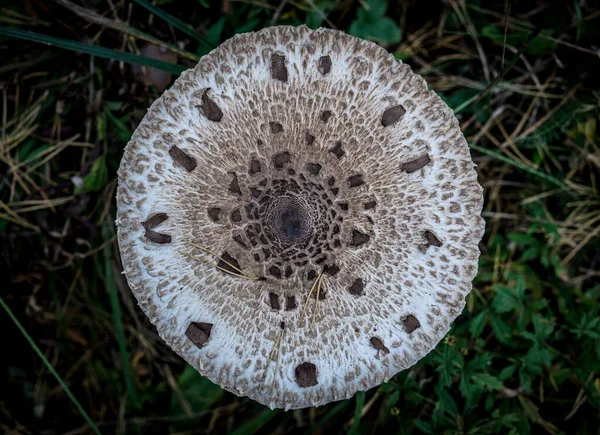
116;25;485;410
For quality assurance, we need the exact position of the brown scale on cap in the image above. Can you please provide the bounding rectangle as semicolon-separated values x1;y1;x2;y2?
348;174;365;188
207;207;221;222
370;337;390;354
422;230;443;252
269;292;280;310
199;89;223;122
402;315;421;333
270;122;284;134
349;278;365;296
249;158;262;175
381;105;406;127
228;173;241;195
401;154;430;173
185;322;213;349
141;213;171;244
320;110;332;123
317;55;332;75
286;295;297;311
271;53;288;82
117;26;484;411
295;362;318;387
351;229;370;247
329;141;345;159
169;146;197;172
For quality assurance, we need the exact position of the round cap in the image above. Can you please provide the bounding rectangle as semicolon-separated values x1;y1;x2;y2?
116;25;485;410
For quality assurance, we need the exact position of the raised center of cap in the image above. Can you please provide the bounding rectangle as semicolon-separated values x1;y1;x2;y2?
278;209;303;238
262;195;313;246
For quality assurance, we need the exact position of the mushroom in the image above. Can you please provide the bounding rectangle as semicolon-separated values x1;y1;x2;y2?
116;25;485;410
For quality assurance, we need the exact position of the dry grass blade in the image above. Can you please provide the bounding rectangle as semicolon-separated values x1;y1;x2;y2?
183;240;260;280
54;0;199;61
310;273;323;329
0;25;186;74
299;272;324;326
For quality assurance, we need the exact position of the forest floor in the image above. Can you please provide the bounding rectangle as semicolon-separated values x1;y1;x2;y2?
1;0;599;434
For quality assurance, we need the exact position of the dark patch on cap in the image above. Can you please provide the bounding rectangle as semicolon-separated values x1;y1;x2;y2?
207;208;221;222
320;110;332;123
269;265;282;279
142;213;168;229
271;53;288;82
273;152;291;169
401;154;430;173
324;264;340;276
228;173;241;195
317;55;332;75
233;235;247;248
185;322;212;349
370;337;390;354
305;131;315;146
422;230;442;251
142;213;171;244
381;104;406;127
285;295;297;311
306;163;322;175
349;278;364;296
348;174;365;188
402;315;421;333
329;141;345;159
270;121;284;134
269;292;280;310
168;146;196;172
145;231;171;244
230;209;242;223
295;362;318;387
200;89;223;122
351;229;370;247
338;202;349;211
285;265;293;278
363;200;376;210
249;158;262;175
250;188;261;199
216;252;241;276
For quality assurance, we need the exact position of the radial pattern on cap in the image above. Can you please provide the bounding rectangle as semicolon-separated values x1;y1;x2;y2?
116;25;485;410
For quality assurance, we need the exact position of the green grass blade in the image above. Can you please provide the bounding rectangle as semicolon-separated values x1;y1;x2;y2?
454;26;542;114
348;391;366;435
103;223;139;408
469;142;571;191
230;409;278;435
303;401;350;435
54;0;199;61
0;296;101;435
0;25;186;75
132;0;214;49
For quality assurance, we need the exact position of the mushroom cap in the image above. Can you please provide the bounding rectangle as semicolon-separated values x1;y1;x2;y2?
116;25;485;410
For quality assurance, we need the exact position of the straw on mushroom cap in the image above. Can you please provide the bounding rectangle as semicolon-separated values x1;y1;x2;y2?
116;25;485;410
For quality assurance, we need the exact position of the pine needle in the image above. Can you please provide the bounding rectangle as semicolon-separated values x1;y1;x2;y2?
310;274;324;329
179;240;260;281
299;272;324;325
179;251;258;281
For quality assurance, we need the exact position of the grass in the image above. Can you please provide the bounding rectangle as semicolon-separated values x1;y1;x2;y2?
1;0;600;434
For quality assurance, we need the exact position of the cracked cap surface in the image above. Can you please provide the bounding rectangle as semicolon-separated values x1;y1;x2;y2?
116;25;485;410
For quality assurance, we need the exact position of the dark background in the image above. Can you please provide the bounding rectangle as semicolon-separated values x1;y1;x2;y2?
1;0;599;433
